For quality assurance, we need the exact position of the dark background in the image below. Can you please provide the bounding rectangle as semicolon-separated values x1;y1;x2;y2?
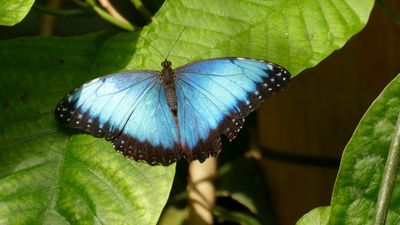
259;2;400;224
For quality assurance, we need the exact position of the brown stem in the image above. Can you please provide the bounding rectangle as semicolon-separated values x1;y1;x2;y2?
187;158;217;225
98;0;130;24
39;0;62;35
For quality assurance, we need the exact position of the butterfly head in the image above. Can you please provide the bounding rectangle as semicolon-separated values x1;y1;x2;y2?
161;59;172;68
161;59;175;82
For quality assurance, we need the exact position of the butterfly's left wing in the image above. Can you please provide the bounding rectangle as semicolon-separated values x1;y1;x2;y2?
55;71;181;165
174;57;290;162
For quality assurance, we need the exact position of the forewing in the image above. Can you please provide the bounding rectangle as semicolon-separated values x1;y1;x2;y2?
175;58;290;162
55;71;181;165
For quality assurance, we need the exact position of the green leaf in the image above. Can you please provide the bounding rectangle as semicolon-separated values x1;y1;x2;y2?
296;206;330;225
130;0;374;76
329;74;400;225
0;33;175;225
0;0;35;26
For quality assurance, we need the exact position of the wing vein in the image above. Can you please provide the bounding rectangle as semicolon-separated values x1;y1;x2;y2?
118;78;159;135
177;78;228;116
93;74;156;97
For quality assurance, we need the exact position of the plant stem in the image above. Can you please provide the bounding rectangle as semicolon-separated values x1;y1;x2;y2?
34;5;93;17
187;158;217;225
373;112;400;225
86;0;135;31
38;0;61;36
130;0;152;21
72;0;89;8
98;0;131;24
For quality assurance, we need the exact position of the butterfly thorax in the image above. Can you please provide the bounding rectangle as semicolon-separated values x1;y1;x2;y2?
161;59;178;114
161;59;174;82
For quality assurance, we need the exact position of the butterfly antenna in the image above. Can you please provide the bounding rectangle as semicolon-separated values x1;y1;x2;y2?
139;35;166;59
166;26;186;59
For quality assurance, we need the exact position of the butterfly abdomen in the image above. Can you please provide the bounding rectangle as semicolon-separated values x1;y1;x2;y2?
163;80;178;113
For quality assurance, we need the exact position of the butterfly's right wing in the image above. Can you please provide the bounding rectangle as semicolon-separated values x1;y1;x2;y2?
55;71;181;165
174;58;290;162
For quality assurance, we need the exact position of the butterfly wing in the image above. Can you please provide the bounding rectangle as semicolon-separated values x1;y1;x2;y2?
55;71;181;165
174;57;290;162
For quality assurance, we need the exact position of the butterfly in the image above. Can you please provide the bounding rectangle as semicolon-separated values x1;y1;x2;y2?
55;57;290;166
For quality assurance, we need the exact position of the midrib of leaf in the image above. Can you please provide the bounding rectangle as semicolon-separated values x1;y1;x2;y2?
0;161;52;184
0;128;56;148
40;136;68;225
84;166;133;220
295;0;313;54
283;9;292;68
326;0;349;35
61;173;105;224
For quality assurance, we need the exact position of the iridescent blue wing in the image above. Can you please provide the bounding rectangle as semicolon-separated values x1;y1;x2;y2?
55;71;181;165
175;57;290;162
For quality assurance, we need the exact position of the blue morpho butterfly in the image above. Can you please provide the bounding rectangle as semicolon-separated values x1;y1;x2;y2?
54;37;291;166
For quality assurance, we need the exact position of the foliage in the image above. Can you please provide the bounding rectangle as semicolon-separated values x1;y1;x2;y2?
0;0;35;26
299;73;400;225
0;32;176;225
329;73;400;224
0;0;389;224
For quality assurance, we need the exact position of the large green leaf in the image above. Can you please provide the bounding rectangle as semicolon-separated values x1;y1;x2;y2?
0;33;175;225
0;0;35;26
328;74;400;224
131;0;374;75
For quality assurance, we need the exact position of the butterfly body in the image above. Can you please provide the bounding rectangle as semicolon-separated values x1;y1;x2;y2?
160;59;178;113
55;57;290;166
